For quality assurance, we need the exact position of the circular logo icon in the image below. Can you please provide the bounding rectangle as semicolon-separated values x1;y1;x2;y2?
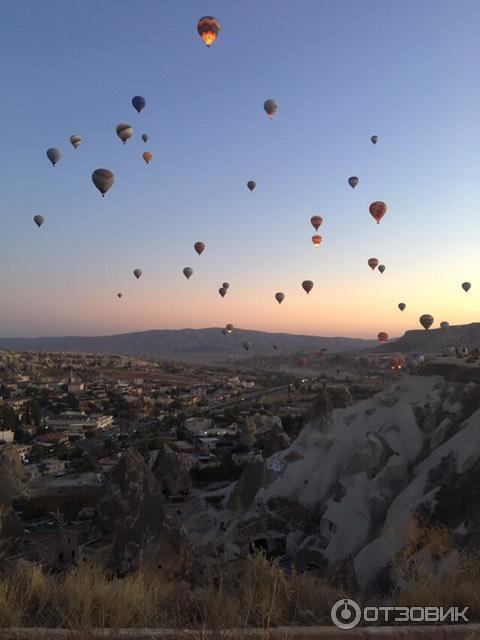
331;598;362;630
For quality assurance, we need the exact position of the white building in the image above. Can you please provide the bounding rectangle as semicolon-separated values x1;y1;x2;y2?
0;430;14;444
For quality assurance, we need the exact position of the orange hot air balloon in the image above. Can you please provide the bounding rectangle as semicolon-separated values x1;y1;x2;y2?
377;332;388;345
194;241;205;255
310;215;323;231
312;235;322;247
197;16;221;47
368;258;379;270
369;201;387;224
142;151;153;164
302;280;314;294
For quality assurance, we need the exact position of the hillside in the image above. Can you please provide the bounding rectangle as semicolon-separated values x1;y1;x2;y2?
0;328;377;362
382;322;480;353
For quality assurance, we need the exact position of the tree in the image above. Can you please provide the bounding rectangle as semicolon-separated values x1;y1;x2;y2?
1;407;19;430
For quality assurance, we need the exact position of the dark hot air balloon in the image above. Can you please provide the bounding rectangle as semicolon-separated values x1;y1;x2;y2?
226;323;234;334
133;269;142;279
194;241;205;255
33;215;44;228
369;201;387;224
419;314;434;330
310;215;323;231
183;267;193;280
222;282;230;290
462;282;471;292
371;135;379;144
197;16;221;47
243;341;251;351
348;176;359;189
398;303;406;311
247;181;256;191
132;96;146;113
264;99;278;119
302;280;314;294
378;264;386;274
142;133;148;143
92;169;114;197
368;258;379;270
117;293;122;299
219;287;227;298
275;292;285;304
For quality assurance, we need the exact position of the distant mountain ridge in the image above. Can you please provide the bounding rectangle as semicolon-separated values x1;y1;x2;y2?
382;322;480;353
0;328;377;362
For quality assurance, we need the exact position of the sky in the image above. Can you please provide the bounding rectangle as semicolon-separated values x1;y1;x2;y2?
0;0;479;339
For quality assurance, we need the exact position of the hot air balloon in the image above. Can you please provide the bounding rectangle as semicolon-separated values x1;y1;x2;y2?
264;99;278;119
389;354;405;370
143;152;153;164
222;282;230;290
142;133;148;143
348;176;359;189
440;321;450;330
369;201;387;224
219;287;227;298
92;169;114;197
378;332;388;345
183;267;193;280
226;323;234;335
462;282;471;292
398;303;406;311
302;280;314;294
197;16;220;47
70;135;82;149
419;314;434;330
117;293;122;299
194;241;205;255
368;258;379;270
312;235;322;247
46;148;62;166
132;96;146;113
310;215;323;231
247;181;256;191
378;264;386;274
33;215;44;228
371;135;379;144
275;292;285;304
116;123;133;144
243;341;251;351
133;269;142;279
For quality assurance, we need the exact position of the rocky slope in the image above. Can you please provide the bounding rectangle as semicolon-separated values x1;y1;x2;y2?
0;446;27;546
188;375;480;593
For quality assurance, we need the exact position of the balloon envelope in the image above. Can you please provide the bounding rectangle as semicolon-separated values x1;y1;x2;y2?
133;269;142;279
33;215;44;228
348;176;359;188
243;342;251;351
378;332;388;345
311;235;322;246
264;99;278;118
247;181;256;191
378;264;386;274
222;282;230;290
371;135;379;144
310;215;323;231
219;287;227;298
70;135;82;149
132;96;146;113
419;314;434;330
275;292;285;304
141;133;148;143
92;169;114;197
440;321;450;330
46;148;62;166
183;267;193;280
143;151;153;164
194;241;205;255
368;258;379;270
398;303;406;311
197;16;221;46
117;293;122;298
226;323;234;334
462;282;471;292
369;201;387;224
116;123;133;144
302;280;314;294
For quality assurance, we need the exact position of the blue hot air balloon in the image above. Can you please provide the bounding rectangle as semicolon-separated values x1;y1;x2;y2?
132;96;146;113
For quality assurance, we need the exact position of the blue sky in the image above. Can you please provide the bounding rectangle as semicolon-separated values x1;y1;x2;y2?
1;0;479;338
